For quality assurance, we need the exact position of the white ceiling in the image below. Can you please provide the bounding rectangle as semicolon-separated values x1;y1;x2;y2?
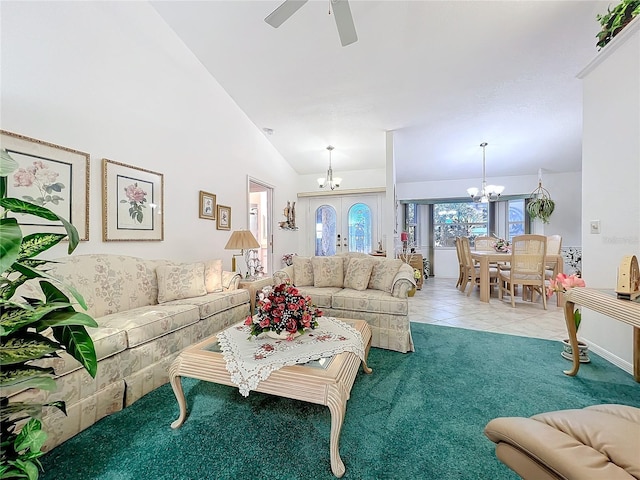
152;0;608;184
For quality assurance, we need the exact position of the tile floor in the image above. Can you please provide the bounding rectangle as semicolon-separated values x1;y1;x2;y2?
410;276;568;341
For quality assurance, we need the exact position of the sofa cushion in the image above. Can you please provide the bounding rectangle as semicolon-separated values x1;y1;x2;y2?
156;263;207;303
204;259;224;293
44;254;160;318
331;289;409;316
98;304;200;348
312;256;344;288
293;286;342;309
343;257;376;291
368;259;403;293
162;289;250;319
293;256;314;286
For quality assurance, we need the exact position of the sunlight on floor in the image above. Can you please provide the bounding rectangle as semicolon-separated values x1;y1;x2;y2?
410;277;567;341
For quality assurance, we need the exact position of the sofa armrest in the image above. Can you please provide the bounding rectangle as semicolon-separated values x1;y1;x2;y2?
392;263;416;298
273;265;294;286
222;271;242;290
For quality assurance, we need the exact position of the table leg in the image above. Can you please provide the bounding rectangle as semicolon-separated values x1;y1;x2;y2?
555;259;564;307
169;358;188;429
327;385;348;478
479;256;489;302
634;327;640;382
563;300;580;377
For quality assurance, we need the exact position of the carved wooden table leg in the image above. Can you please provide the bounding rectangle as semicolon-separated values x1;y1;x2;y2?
327;384;348;478
563;299;580;377
169;358;187;429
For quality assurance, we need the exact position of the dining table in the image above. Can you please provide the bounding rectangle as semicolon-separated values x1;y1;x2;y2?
470;251;564;304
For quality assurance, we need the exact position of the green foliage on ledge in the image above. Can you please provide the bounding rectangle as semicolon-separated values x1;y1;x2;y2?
596;0;640;50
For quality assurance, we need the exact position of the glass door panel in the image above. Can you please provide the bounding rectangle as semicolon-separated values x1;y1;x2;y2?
308;194;380;256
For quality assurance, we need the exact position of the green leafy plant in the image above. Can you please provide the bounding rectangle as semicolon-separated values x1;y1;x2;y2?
1;148;98;480
527;181;555;224
596;0;640;50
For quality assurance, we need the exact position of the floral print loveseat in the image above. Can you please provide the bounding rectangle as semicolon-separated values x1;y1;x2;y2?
273;252;415;353
9;254;250;450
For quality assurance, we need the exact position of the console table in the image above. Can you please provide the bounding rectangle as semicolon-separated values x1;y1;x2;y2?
563;287;640;381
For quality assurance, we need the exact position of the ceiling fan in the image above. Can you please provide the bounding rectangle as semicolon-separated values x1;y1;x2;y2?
264;0;358;47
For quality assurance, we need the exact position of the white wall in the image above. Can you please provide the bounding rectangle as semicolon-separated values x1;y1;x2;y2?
0;2;300;269
578;18;640;373
298;167;386;193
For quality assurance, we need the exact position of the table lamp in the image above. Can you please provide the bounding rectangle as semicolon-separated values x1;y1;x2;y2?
224;230;260;275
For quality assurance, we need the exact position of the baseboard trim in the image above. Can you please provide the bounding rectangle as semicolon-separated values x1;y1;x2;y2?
585;340;633;376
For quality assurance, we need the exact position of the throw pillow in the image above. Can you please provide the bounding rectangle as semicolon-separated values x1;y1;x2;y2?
343;257;375;291
157;263;207;303
293;256;314;286
312;256;344;288
203;259;223;293
368;259;403;293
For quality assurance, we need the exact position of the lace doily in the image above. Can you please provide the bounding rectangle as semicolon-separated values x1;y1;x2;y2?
216;317;365;397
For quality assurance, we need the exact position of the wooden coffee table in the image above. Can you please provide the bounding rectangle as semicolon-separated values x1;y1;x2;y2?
169;319;372;478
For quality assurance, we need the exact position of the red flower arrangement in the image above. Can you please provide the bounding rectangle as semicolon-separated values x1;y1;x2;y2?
244;283;322;340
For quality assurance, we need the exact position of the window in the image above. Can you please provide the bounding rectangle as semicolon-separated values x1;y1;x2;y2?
507;199;525;240
404;203;417;244
347;203;372;253
315;205;337;256
433;202;488;248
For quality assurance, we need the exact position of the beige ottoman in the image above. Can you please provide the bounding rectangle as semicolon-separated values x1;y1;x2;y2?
484;404;640;480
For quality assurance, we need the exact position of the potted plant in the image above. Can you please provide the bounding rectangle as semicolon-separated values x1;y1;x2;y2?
596;0;640;50
547;273;589;362
527;181;555;224
1;148;98;479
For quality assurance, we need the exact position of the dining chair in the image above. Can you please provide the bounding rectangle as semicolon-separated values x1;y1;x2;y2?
474;236;494;251
455;237;466;290
460;236;498;297
498;234;548;309
545;234;563;280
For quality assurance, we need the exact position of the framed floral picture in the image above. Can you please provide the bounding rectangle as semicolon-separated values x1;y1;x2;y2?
216;204;231;231
1;129;90;240
199;190;216;220
102;158;164;241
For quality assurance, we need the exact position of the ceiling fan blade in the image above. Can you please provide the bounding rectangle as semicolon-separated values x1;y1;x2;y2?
331;0;357;46
265;0;308;28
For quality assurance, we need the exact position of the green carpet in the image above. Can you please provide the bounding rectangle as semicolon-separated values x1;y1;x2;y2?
40;323;640;480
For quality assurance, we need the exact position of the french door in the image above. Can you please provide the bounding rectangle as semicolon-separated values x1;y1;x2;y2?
308;194;382;256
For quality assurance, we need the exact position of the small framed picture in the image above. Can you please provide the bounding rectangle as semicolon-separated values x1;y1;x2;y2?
199;190;216;220
216;204;231;231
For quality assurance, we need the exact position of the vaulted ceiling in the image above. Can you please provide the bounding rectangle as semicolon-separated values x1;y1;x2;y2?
152;0;609;184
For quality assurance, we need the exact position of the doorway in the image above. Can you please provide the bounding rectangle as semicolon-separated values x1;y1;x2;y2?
307;194;382;256
248;178;273;275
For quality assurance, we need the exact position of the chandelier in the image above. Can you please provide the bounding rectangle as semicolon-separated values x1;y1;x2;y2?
317;145;342;190
466;142;504;203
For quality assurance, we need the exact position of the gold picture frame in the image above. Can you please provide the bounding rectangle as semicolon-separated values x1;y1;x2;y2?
1;129;90;240
199;190;216;220
102;158;164;241
216;204;231;231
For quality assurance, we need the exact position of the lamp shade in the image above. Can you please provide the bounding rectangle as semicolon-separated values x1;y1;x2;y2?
400;232;409;242
224;230;260;250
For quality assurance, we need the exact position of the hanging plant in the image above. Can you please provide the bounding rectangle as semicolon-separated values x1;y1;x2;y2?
596;0;640;50
527;181;555;224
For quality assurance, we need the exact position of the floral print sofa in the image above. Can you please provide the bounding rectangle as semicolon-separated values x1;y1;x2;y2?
273;252;415;353
9;254;250;450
